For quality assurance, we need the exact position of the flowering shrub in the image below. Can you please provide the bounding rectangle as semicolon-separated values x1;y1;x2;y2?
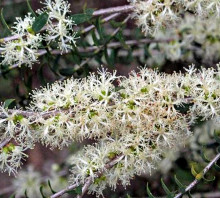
0;0;77;68
1;0;220;197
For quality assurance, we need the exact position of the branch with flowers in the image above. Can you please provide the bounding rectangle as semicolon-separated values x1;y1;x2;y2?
1;0;220;197
1;65;220;196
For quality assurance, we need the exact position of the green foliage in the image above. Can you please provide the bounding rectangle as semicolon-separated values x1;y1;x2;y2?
3;99;15;109
39;186;47;198
26;0;37;17
66;185;82;195
146;183;156;198
48;180;56;194
0;9;11;35
161;179;175;197
174;175;185;193
32;12;49;33
71;9;94;25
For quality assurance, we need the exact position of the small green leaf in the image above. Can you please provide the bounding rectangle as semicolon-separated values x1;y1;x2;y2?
32;12;49;33
24;190;29;198
214;161;220;171
0;9;11;35
92;30;101;46
75;186;82;195
161;178;174;197
3;99;15;109
187;191;193;198
104;48;115;68
26;0;37;17
39;186;47;198
71;9;94;25
190;162;204;180
48;180;56;194
115;30;129;49
66;185;82;195
174;175;185;193
9;194;15;198
201;147;211;163
59;68;76;76
214;130;220;144
96;17;104;42
146;183;156;198
203;173;215;182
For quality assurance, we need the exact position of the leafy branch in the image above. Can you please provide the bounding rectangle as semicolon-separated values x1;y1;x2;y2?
50;154;124;198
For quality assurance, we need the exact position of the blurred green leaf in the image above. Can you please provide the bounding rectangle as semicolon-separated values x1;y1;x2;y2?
92;30;101;46
32;12;49;33
48;180;57;194
115;30;129;49
104;48;115;68
71;9;94;25
66;185;82;195
214;161;220;171
3;99;15;109
59;68;76;76
24;190;29;198
214;130;220;144
190;162;203;180
146;183;156;198
0;8;11;35
174;175;185;193
26;0;37;17
39;186;47;198
161;178;175;197
96;17;104;42
201;147;211;163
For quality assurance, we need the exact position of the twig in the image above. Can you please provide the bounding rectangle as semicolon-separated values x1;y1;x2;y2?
0;5;133;43
174;152;220;198
92;5;134;16
0;138;11;149
0;12;121;73
81;12;120;34
50;154;124;198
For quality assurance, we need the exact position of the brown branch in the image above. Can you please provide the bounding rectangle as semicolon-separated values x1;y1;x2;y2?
174;152;220;198
92;5;134;16
50;154;124;198
0;5;133;43
0;138;11;150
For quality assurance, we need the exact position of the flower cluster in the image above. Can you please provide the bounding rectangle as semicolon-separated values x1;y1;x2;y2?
129;0;220;35
1;66;220;193
145;14;220;66
12;165;67;198
0;0;77;68
37;0;78;53
0;13;42;68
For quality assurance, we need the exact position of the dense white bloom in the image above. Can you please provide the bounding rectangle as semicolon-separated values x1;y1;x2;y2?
146;14;220;65
129;0;220;35
0;144;28;175
2;66;220;192
38;0;78;52
12;166;42;198
12;164;68;197
0;14;42;68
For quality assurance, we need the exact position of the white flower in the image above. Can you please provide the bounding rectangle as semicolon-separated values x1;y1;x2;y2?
0;13;42;68
0;144;28;175
13;166;42;198
39;0;78;52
